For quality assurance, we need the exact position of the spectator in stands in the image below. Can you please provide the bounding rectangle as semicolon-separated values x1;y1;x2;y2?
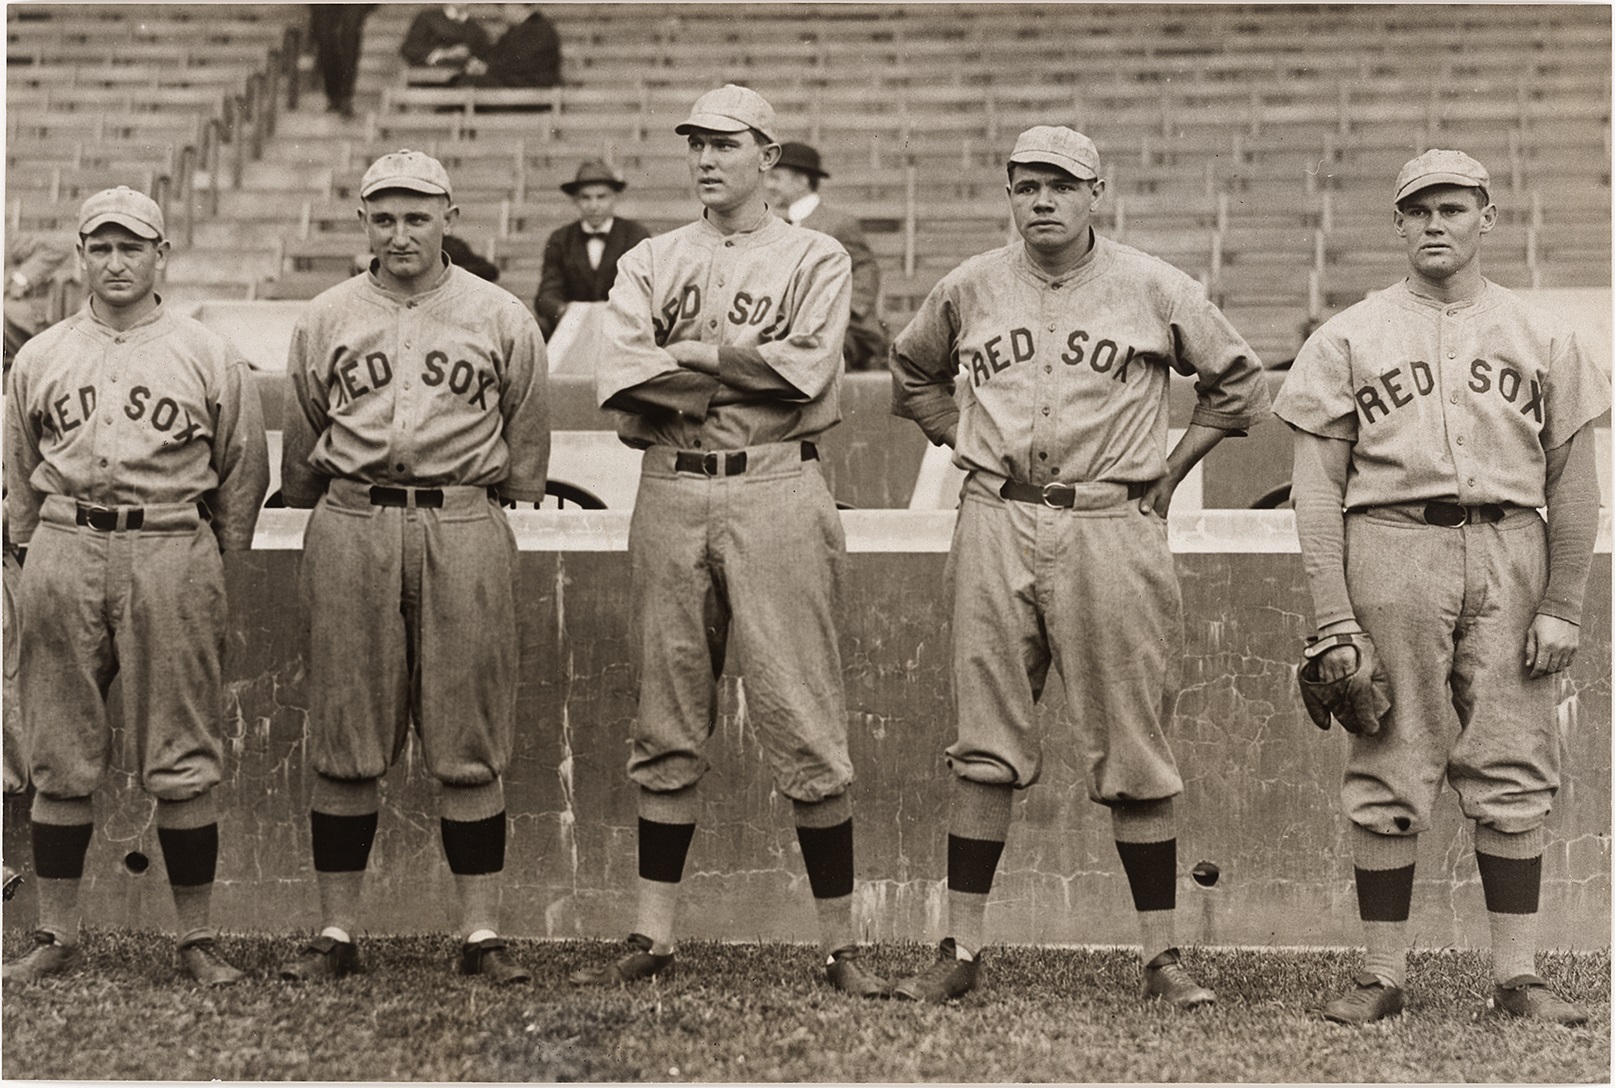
4;234;75;370
765;143;888;370
451;4;561;94
534;160;650;340
400;5;491;76
442;235;500;283
308;4;375;118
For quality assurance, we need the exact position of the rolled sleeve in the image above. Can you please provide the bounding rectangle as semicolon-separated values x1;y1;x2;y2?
890;281;963;445
206;355;269;550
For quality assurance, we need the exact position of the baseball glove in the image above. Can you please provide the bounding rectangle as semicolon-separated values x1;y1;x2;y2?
1298;631;1392;737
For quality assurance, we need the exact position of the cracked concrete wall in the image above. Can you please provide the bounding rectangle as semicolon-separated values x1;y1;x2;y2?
3;548;1607;950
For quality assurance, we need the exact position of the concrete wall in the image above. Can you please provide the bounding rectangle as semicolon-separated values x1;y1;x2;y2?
4;512;1608;950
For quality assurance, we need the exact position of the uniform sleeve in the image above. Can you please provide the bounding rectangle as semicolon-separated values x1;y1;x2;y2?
3;355;46;545
1169;284;1271;434
1272;327;1360;441
1288;427;1357;628
205;353;270;551
533;227;567;337
721;242;850;402
596;241;722;418
279;317;331;508
1538;422;1601;625
1539;328;1612;452
889;277;962;445
495;306;550;505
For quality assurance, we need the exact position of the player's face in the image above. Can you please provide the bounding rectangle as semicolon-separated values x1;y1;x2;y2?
763;166;812;208
1008;164;1104;256
360;191;459;293
78;225;168;313
1394;185;1495;282
687;130;775;214
572;183;618;230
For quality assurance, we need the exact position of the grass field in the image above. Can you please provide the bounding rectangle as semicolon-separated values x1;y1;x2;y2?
1;931;1607;1082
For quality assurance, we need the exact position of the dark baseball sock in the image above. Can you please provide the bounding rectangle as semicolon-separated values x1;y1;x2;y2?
157;824;220;945
637;818;696;953
310;809;377;941
1115;838;1177;913
1355;863;1416;922
947;834;1005;959
795;819;855;900
441;813;506;876
1476;826;1543;983
31;819;93;949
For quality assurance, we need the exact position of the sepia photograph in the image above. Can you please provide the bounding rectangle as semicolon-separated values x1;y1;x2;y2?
1;0;1609;1080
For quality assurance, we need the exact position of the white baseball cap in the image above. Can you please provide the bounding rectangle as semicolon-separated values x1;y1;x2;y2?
675;84;777;143
1008;126;1101;181
360;149;453;199
1394;149;1489;203
78;186;165;240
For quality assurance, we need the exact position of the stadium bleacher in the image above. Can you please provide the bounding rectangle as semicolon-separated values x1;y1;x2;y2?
6;1;1610;361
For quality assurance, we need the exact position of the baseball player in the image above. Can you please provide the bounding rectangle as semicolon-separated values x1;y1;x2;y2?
888;126;1271;1004
276;150;549;985
1275;149;1608;1025
763;142;888;370
2;186;269;985
570;85;886;997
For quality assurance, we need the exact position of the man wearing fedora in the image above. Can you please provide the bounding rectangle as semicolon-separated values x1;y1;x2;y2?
534;159;651;341
765;142;888;371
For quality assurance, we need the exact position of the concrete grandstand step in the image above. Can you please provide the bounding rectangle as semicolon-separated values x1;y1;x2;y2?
241;160;338;192
167;246;279;284
188;219;289;249
273;108;373;141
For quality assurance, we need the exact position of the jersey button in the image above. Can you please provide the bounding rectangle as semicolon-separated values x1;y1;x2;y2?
99;458;108;467
1041;406;1050;415
396;463;407;473
1044;365;1052;373
724;241;734;248
708;319;717;329
1038;451;1048;460
1047;323;1055;332
1456;436;1465;445
1447;351;1456;359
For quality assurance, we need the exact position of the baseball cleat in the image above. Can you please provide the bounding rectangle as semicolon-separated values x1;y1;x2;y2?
460;937;532;985
568;933;673;986
2;930;78;984
891;937;978;1003
825;946;890;997
1489;974;1588;1026
278;935;361;982
179;937;245;987
1322;971;1405;1024
1141;948;1216;1008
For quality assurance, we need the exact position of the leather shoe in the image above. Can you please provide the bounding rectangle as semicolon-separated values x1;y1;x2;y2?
892;937;978;1003
826;946;889;997
569;933;673;986
1142;948;1216;1008
179;937;245;987
279;935;361;981
2;930;77;984
1322;971;1405;1023
1491;974;1588;1026
461;937;532;985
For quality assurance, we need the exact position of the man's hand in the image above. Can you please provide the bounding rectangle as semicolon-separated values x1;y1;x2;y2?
1524;614;1580;679
1136;476;1178;519
667;340;719;375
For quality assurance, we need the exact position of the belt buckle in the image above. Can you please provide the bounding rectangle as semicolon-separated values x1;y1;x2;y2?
1424;501;1466;527
702;452;720;476
1041;481;1075;508
79;503;115;530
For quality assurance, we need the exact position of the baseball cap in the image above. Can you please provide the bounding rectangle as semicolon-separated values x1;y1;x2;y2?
675;84;777;143
78;186;164;240
1394;149;1489;203
360;149;453;199
1008;126;1101;181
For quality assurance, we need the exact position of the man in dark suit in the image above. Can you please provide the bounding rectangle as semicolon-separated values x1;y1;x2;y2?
765;142;888;370
534;160;651;340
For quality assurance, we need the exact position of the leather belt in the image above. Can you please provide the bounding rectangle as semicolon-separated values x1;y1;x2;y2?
674;441;818;477
1422;500;1506;527
999;479;1148;509
369;486;443;509
75;503;143;531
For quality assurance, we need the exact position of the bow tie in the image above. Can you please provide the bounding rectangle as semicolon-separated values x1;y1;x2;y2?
583;227;609;237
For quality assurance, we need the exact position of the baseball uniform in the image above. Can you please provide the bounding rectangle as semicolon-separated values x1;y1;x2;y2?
571;85;885;998
277;150;548;985
888;126;1269;1004
2;185;268;985
1276;148;1608;1024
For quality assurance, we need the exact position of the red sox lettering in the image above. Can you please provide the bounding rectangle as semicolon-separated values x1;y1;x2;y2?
654;284;790;345
958;325;1154;388
324;348;499;410
35;382;209;446
1352;359;1543;425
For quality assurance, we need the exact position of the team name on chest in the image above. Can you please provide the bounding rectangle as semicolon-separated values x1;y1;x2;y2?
654;283;789;343
39;384;204;445
329;349;496;410
963;325;1147;389
1355;359;1542;425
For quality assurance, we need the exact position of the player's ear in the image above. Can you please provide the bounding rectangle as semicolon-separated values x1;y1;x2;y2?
154;238;171;269
444;203;461;230
760;142;782;170
1478;200;1497;233
1392;208;1407;236
1088;178;1106;206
